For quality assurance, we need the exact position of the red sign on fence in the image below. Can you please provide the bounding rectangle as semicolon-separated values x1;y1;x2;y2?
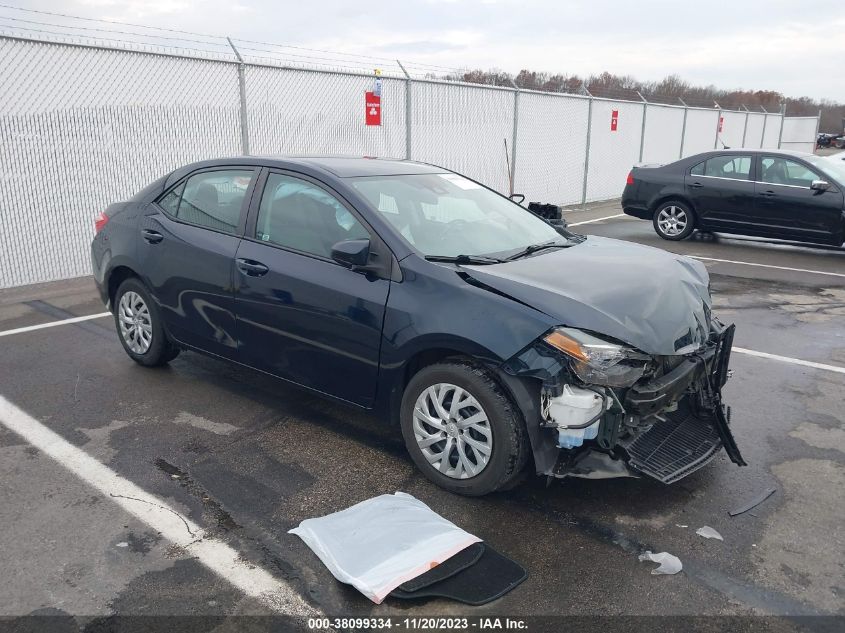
365;91;381;126
718;116;724;132
610;109;619;132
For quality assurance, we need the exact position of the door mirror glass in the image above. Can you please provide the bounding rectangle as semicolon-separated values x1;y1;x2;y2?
331;239;370;268
810;179;830;192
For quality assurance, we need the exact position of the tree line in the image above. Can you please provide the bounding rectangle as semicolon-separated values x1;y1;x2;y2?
445;70;843;134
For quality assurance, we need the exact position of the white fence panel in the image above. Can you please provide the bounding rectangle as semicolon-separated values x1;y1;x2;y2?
681;108;719;157
781;117;818;153
718;110;746;149
585;100;644;202
513;91;589;206
0;39;241;288
641;105;685;164
744;113;766;148
245;67;406;159
411;82;514;193
762;113;782;148
0;35;825;289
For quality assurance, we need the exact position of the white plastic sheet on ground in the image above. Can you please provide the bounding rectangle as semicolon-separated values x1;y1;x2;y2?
638;551;683;575
696;526;724;541
289;492;481;603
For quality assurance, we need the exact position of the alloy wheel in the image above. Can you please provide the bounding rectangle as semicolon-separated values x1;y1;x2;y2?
118;291;153;354
412;383;493;479
657;205;688;237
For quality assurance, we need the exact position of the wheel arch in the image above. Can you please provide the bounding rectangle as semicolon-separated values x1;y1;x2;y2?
107;265;141;309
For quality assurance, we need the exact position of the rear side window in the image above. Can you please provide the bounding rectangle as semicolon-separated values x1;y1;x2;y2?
760;157;820;188
157;170;254;233
691;156;752;180
255;173;369;258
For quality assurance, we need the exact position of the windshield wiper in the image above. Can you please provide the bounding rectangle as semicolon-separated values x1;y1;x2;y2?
425;254;506;265
505;240;574;261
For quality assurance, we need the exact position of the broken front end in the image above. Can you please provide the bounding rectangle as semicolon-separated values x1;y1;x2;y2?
502;320;746;483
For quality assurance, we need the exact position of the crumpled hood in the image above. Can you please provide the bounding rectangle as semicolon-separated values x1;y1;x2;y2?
464;236;712;356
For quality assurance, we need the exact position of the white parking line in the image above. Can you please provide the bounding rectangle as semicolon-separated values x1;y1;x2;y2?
567;213;627;227
0;312;111;338
689;256;845;279
0;394;318;616
733;347;845;375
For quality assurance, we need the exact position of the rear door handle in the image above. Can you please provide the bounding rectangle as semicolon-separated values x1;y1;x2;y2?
141;229;163;244
759;190;776;198
688;182;703;189
236;258;269;276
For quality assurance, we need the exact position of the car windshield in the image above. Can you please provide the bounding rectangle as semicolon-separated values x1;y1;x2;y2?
806;154;845;186
350;173;568;258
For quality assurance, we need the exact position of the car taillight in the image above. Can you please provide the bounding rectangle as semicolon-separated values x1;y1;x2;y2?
94;211;109;234
626;171;635;185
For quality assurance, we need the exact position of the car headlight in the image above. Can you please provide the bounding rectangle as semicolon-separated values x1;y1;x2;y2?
543;327;649;387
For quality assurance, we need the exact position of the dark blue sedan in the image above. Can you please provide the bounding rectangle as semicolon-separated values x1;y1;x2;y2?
91;157;744;495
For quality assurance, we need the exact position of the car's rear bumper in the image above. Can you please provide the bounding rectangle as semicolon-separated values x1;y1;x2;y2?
622;205;651;220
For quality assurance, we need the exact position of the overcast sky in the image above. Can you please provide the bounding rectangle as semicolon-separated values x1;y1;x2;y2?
11;0;845;101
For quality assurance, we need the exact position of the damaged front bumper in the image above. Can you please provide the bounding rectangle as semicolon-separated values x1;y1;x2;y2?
501;320;746;484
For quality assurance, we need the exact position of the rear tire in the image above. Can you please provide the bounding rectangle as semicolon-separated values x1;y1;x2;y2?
400;360;528;496
114;278;180;367
653;201;696;240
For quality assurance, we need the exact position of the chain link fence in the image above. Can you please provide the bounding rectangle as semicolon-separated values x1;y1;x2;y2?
0;35;821;289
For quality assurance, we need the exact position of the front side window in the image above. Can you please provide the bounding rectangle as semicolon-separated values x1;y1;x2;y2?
701;155;752;180
350;172;565;258
255;174;369;258
158;170;254;233
760;157;820;188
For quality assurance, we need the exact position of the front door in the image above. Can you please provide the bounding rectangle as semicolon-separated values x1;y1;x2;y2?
685;154;755;230
752;155;844;243
234;171;390;407
139;168;256;359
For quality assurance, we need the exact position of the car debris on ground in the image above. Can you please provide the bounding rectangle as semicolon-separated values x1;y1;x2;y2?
695;526;724;541
638;551;683;575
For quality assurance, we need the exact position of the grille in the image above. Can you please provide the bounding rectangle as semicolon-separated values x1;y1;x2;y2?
620;412;722;484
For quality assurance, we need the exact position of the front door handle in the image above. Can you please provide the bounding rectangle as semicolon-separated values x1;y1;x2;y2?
236;258;269;277
689;181;703;189
141;229;163;244
759;190;776;198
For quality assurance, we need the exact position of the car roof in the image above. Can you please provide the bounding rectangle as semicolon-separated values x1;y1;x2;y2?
700;148;815;158
172;155;449;179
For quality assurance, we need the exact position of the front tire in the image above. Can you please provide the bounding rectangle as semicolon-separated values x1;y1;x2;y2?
400;361;528;496
653;201;696;240
114;278;180;367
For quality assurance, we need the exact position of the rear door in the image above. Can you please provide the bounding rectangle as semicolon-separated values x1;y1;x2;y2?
752;155;844;243
140;167;257;359
685;154;755;230
233;170;390;407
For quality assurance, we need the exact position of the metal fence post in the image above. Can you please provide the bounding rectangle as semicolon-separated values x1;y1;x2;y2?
396;60;412;160
777;102;785;149
508;80;520;196
581;89;594;208
678;97;688;159
741;105;749;148
814;108;822;141
637;92;647;163
713;101;722;149
227;37;250;155
760;105;768;148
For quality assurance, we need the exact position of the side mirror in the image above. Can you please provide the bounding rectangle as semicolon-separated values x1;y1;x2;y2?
509;193;526;204
810;180;830;192
331;238;370;269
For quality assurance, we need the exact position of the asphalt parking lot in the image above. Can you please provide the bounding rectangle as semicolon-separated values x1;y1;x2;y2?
0;203;843;626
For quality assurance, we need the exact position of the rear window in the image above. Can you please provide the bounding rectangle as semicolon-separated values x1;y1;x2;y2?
690;156;752;181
